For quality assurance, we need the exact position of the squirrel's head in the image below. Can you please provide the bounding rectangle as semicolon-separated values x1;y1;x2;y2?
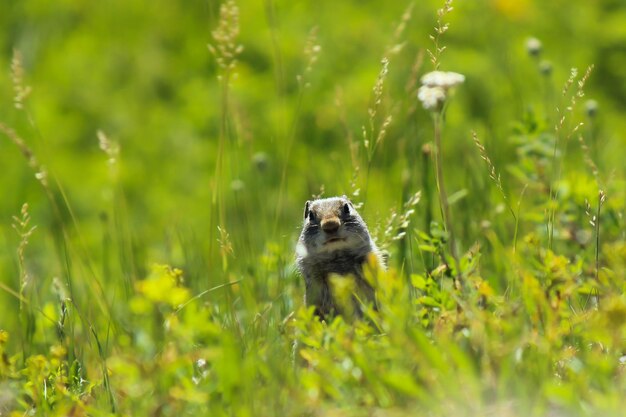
298;195;371;258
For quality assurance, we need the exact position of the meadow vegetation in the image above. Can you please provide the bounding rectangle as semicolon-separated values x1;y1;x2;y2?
1;0;625;415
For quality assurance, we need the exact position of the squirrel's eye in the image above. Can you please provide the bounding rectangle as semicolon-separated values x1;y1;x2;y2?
343;203;350;215
308;211;316;222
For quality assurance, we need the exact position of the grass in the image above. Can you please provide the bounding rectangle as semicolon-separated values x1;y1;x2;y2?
1;0;625;416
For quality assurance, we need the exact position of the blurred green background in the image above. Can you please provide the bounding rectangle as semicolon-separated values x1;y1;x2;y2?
2;0;624;272
1;0;625;414
2;1;623;280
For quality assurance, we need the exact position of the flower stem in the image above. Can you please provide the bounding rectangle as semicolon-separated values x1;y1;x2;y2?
432;112;462;289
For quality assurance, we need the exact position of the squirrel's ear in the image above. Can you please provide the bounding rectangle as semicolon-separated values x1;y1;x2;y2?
304;201;311;219
341;195;354;207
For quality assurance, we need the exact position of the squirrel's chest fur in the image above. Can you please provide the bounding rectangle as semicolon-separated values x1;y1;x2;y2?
297;247;379;318
298;248;370;282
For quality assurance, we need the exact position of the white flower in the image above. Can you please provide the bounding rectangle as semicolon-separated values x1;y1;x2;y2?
526;37;542;56
420;71;465;89
417;70;465;111
585;99;598;118
417;85;446;111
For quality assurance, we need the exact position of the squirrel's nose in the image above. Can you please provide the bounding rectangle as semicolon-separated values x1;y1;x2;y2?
321;218;340;234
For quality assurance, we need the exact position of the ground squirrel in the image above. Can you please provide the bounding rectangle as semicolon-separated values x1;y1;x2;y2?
296;196;385;318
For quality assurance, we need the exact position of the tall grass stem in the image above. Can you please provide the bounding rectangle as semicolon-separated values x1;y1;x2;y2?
432;113;462;288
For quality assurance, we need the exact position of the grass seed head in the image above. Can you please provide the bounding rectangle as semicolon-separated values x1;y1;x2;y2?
208;0;243;72
11;49;32;110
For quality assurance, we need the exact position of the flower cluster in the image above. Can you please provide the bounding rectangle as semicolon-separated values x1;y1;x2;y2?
417;70;465;111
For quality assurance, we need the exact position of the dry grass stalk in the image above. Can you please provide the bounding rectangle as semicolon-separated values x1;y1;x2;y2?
578;134;599;182
385;2;414;57
11;49;32;110
208;0;243;74
0;123;48;188
364;57;392;161
405;50;426;117
97;130;120;166
427;0;454;70
549;65;595;247
298;26;321;88
472;131;516;221
12;203;37;311
377;191;421;251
